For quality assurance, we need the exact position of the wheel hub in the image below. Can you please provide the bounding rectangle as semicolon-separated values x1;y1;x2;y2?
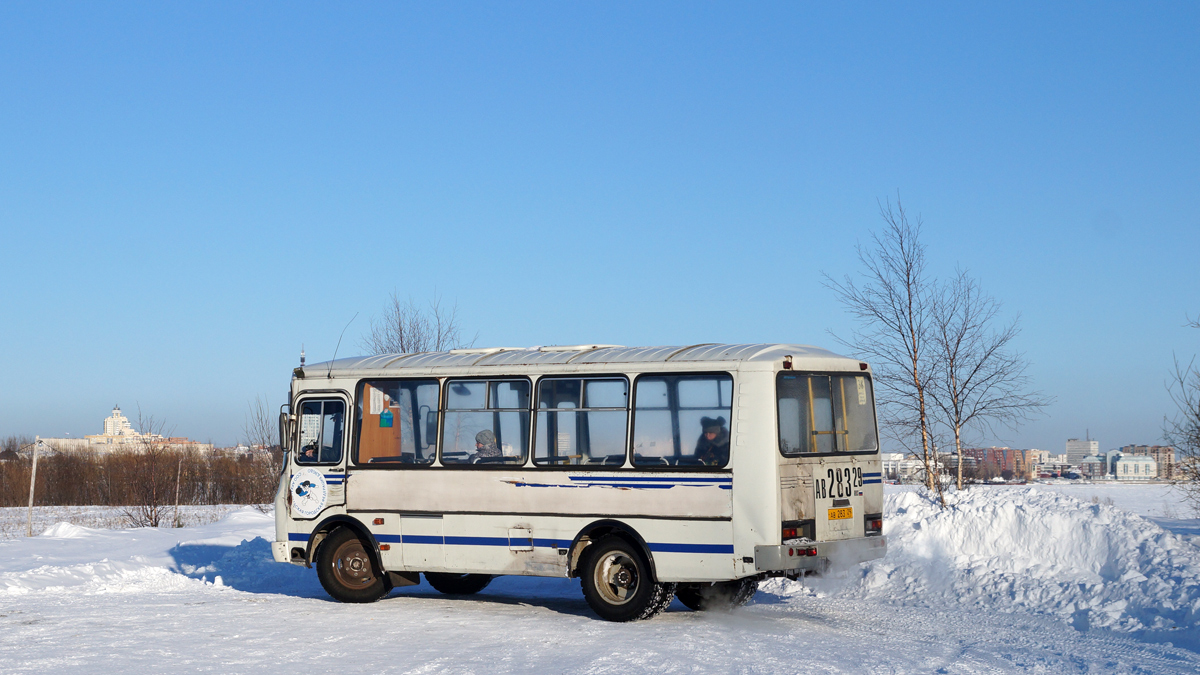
594;552;640;605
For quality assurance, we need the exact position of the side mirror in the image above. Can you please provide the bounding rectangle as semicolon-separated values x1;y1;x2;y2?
278;409;292;452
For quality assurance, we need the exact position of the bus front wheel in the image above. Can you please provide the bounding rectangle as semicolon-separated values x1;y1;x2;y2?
675;578;759;611
316;528;392;603
581;536;675;622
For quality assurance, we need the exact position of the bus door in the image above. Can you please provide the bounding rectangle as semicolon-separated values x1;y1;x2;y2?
291;396;348;520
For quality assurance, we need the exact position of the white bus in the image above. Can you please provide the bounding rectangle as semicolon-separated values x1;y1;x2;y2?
272;343;886;621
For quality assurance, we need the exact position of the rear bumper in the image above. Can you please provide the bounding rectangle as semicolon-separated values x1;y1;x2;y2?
754;535;887;573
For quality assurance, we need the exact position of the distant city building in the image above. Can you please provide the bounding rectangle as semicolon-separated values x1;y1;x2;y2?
1066;438;1099;466
1079;450;1158;481
1113;453;1157;481
963;447;1034;479
102;405;138;437
38;405;212;454
1120;445;1176;479
882;452;924;481
1079;454;1107;479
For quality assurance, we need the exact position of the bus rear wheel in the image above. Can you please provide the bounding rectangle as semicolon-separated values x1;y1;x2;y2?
316;528;392;603
424;572;494;595
675;578;759;611
581;536;676;622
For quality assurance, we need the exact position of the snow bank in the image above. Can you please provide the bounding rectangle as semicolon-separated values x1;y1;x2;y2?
40;522;93;538
847;488;1200;637
0;507;316;597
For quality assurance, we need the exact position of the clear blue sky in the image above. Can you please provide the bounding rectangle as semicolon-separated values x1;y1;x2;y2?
1;3;1197;450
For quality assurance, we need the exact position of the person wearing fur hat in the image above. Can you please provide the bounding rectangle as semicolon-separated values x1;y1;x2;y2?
471;429;502;462
694;416;729;466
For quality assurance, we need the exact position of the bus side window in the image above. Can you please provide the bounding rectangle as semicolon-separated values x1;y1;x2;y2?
534;378;628;466
356;379;440;465
632;374;732;468
441;379;530;466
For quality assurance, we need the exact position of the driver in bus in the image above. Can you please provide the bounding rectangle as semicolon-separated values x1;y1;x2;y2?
470;429;502;462
694;417;729;466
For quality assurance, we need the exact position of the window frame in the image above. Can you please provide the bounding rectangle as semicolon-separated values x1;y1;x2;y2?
293;393;350;467
775;370;880;458
438;376;533;469
350;377;442;468
532;375;632;469
629;371;735;471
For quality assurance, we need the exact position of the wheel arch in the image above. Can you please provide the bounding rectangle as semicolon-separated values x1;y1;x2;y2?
568;519;658;581
304;514;381;569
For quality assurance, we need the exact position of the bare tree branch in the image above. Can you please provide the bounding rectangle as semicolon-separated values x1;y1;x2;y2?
1166;314;1200;514
122;408;173;528
359;292;476;355
824;196;945;505
927;269;1051;490
243;395;283;512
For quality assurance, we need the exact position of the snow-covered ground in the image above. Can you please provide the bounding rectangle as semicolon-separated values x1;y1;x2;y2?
2;486;1199;674
0;504;253;540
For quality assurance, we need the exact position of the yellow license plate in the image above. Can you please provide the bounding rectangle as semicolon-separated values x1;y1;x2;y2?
828;507;853;520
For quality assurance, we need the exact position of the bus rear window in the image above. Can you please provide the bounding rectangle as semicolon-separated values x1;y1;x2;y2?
777;373;878;455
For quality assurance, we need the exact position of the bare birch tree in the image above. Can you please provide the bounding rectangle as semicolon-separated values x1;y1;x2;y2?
928;270;1050;490
360;292;475;355
1166;315;1200;515
243;395;283;510
123;409;173;527
825;198;944;505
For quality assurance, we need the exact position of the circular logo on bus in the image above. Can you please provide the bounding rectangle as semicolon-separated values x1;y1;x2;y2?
289;467;328;518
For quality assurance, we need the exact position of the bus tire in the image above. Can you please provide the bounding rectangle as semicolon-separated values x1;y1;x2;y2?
424;572;494;595
581;536;676;622
675;578;759;611
316;527;392;603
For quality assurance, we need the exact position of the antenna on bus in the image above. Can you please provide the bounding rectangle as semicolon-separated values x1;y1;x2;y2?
327;313;359;379
300;345;306;367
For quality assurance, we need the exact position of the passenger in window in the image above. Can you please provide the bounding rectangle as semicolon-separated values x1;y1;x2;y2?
694;417;729;466
471;429;502;462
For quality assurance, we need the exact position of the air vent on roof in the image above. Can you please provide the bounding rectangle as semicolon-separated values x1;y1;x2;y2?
538;344;623;352
447;347;513;355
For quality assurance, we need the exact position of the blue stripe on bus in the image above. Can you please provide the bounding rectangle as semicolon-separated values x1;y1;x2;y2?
648;543;735;554
403;534;443;545
532;538;573;549
289;532;728;554
863;479;881;484
445;535;509;547
568;476;731;483
862;472;881;478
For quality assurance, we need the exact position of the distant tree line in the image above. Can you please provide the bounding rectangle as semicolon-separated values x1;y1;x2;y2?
0;435;280;517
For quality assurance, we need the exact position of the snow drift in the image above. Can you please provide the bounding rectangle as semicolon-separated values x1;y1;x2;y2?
843;487;1200;637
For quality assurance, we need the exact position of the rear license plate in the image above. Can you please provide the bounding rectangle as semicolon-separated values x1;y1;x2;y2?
828;507;853;520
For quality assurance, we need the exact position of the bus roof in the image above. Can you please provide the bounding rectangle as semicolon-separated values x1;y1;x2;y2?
303;343;862;375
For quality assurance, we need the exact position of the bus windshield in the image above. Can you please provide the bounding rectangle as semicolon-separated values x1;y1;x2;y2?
777;373;877;455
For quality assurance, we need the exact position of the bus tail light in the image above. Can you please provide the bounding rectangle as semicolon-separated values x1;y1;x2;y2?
782;527;798;540
866;514;883;536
